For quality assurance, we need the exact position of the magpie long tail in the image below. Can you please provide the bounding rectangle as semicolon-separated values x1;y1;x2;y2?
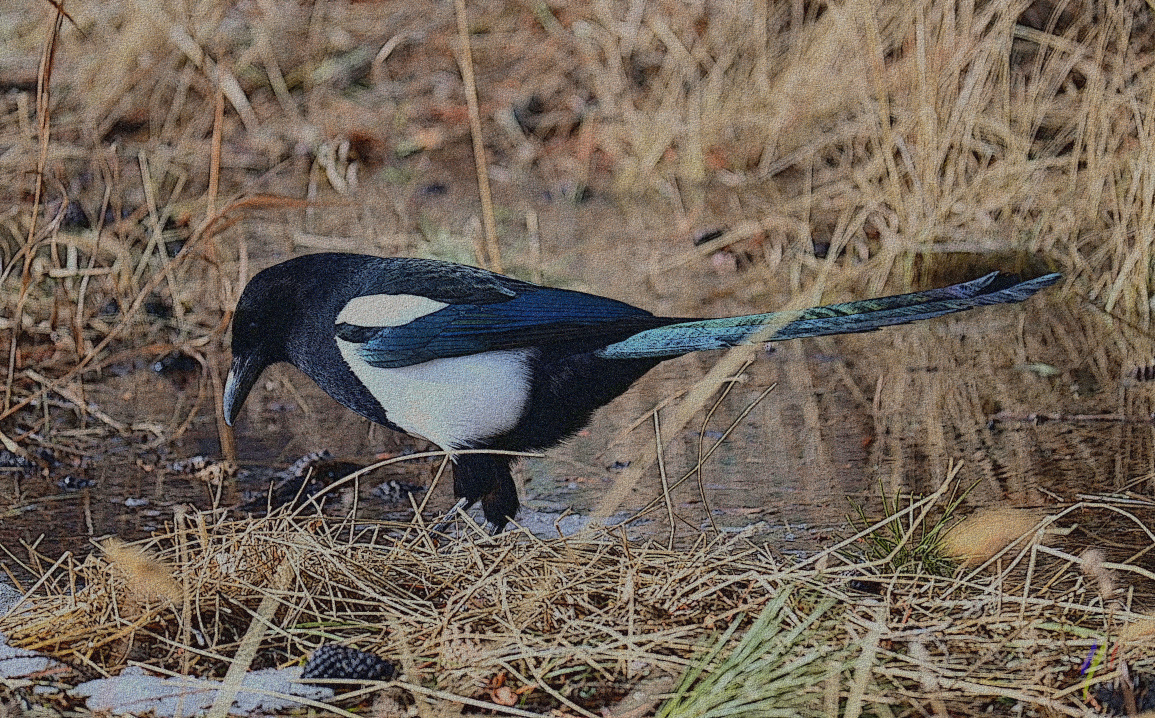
597;272;1061;360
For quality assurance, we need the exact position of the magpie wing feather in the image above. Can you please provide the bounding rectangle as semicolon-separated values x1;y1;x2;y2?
357;257;526;304
337;283;672;369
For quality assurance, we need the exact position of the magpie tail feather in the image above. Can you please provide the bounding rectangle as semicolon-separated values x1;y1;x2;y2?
597;272;1061;360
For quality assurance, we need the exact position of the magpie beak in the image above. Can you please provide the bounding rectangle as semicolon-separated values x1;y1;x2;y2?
223;356;258;427
223;252;1060;532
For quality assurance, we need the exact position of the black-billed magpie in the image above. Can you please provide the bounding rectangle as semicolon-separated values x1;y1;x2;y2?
223;253;1060;531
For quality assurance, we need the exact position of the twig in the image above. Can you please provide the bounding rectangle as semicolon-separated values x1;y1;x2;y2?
23;368;129;434
6;6;63;413
453;0;501;272
653;412;675;548
991;411;1155;425
206;560;295;718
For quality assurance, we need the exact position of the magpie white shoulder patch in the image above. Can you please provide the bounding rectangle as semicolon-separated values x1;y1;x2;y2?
337;294;448;328
336;339;532;449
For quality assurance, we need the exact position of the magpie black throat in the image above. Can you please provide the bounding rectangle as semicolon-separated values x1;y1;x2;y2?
223;252;1060;531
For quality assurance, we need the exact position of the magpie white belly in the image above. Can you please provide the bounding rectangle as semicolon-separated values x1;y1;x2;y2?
336;339;532;449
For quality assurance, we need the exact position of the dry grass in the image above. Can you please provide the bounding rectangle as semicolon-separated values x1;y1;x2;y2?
941;506;1043;567
4;0;1155;346
0;486;1153;716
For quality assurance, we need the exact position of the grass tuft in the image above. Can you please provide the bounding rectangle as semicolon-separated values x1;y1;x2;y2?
656;592;844;718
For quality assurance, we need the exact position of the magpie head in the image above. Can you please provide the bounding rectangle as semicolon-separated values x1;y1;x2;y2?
223;265;300;426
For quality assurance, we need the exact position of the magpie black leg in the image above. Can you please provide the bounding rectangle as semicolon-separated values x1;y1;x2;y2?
480;463;519;532
453;454;519;533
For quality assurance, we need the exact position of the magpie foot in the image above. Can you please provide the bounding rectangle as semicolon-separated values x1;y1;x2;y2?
482;521;504;536
430;497;472;535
